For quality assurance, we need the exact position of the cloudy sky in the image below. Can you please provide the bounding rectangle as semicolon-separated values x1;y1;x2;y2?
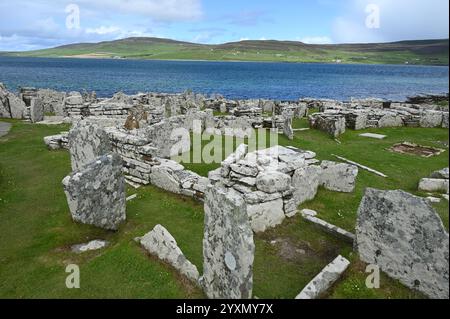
0;0;448;51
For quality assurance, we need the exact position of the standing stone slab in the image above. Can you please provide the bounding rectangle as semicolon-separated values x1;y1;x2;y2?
62;153;126;231
68;120;113;171
292;165;322;206
282;111;294;140
8;94;27;119
30;98;44;123
355;188;449;299
201;186;255;299
320;161;358;193
139;225;199;283
247;198;285;233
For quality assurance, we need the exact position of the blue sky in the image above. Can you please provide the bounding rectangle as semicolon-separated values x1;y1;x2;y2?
0;0;449;51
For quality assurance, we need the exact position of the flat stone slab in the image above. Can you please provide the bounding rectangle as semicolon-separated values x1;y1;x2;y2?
301;214;355;243
359;133;387;140
296;255;350;299
139;225;199;283
0;122;12;137
71;240;109;253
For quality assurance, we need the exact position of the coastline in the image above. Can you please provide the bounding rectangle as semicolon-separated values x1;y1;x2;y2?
1;53;449;67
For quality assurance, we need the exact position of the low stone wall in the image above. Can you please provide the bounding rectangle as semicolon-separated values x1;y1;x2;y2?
309;105;449;137
209;145;358;233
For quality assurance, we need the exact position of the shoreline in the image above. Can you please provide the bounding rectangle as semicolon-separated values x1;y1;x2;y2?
1;54;449;67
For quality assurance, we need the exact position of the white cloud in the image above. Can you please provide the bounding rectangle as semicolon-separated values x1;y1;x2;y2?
300;36;333;44
332;0;449;43
86;26;122;35
77;0;203;22
0;0;195;50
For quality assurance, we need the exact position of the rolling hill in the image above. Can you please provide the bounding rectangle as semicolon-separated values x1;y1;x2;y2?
2;37;449;65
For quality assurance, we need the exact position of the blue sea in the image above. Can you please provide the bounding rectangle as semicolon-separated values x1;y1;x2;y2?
0;56;448;101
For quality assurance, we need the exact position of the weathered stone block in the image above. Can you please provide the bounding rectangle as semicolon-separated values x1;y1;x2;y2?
247;198;285;233
292;165;322;206
62;153;126;230
296;255;350;299
30;98;44;123
255;171;291;194
420;110;443;128
201;186;254;299
418;178;449;194
356;188;449;299
320;161;358;193
139;225;199;283
68;120;113;171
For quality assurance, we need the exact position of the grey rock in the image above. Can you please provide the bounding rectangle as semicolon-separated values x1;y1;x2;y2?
30;98;44;123
378;114;403;128
292;165;322;206
201;186;254;299
420;110;443;128
8;94;27;119
255;171;291;194
71;240;109;253
150;165;181;194
320;161;358;193
68;120;113;171
140;224;199;283
430;168;449;180
418;178;449;194
442;112;449;129
355;188;449;299
296;255;350;299
62;153;126;231
247;198;285;233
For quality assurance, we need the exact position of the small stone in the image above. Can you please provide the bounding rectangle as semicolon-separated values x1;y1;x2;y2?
359;133;387;140
71;240;109;253
301;209;318;217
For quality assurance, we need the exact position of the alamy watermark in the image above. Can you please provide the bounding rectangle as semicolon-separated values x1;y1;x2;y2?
65;4;81;30
65;264;80;289
365;264;380;289
365;4;381;29
169;120;279;165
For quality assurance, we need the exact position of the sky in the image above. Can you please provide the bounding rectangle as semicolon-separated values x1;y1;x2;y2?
0;0;449;51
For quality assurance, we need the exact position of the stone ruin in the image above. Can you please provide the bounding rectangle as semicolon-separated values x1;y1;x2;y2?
32;88;449;298
309;113;346;138
208;145;358;233
308;98;449;138
355;188;449;299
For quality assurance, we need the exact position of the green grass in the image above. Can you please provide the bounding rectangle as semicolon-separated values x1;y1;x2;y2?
4;37;449;66
0;119;448;299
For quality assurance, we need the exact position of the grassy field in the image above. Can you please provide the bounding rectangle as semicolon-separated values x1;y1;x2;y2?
0;118;448;299
3;37;449;66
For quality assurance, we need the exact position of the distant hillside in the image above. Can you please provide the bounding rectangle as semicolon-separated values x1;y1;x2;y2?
3;37;449;65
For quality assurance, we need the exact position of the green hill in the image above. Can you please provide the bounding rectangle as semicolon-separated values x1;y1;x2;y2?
3;37;449;65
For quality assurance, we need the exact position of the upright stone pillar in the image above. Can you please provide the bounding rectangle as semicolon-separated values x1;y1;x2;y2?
62;153;126;230
68;120;112;171
201;185;255;299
